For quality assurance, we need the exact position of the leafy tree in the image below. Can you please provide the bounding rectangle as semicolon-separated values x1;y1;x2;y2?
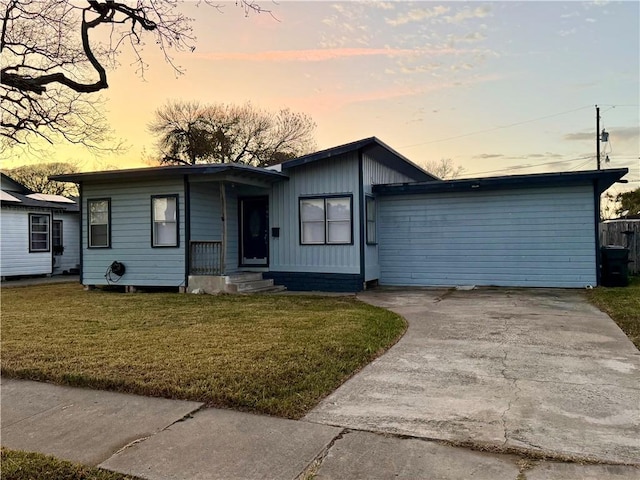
0;0;268;151
424;158;465;179
5;162;79;196
615;187;640;217
148;101;317;167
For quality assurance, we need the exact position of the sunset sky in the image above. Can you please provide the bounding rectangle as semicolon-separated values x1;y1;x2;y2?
7;1;640;191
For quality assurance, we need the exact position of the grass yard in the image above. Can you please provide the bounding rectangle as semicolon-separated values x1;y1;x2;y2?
587;276;640;349
1;284;405;419
0;448;139;480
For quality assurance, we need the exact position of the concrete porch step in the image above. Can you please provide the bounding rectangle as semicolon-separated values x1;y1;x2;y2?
225;272;264;284
243;285;287;294
227;279;275;293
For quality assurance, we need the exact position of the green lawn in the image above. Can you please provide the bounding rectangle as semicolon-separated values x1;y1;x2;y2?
1;284;405;419
587;276;640;349
0;448;138;480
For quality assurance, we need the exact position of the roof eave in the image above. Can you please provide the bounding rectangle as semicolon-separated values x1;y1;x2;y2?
373;169;629;196
51;163;289;184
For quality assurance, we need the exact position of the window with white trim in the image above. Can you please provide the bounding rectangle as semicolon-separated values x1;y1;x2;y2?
88;199;110;248
152;195;179;247
29;214;50;252
300;196;352;245
366;196;376;244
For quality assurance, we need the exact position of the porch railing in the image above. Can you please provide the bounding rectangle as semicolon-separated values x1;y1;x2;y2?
189;241;223;275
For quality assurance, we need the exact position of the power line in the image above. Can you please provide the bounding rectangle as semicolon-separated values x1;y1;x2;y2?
465;155;594;176
401;105;593;149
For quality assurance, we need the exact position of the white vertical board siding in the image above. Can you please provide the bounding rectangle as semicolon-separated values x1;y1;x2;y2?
271;153;361;274
1;207;52;276
379;185;596;288
362;154;417;281
52;211;80;274
189;182;222;242
82;178;185;286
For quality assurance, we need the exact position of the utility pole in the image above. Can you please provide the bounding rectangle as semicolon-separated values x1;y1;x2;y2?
596;105;601;170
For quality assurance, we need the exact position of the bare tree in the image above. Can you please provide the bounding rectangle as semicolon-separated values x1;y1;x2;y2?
0;0;269;152
149;101;317;167
424;158;465;179
4;162;79;196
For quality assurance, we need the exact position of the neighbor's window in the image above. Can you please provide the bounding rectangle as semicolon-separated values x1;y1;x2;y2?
366;196;376;244
88;198;110;248
300;196;352;245
29;214;50;252
152;195;179;247
52;220;63;254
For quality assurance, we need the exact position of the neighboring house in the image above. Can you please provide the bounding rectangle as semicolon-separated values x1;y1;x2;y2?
52;137;627;292
1;173;80;278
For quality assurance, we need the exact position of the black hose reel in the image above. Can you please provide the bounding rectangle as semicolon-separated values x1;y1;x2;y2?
110;261;126;276
105;261;126;284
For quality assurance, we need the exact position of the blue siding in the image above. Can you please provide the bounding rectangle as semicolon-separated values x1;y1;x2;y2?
189;182;222;242
263;272;362;292
82;178;185;286
270;153;361;275
378;185;597;288
362;153;417;282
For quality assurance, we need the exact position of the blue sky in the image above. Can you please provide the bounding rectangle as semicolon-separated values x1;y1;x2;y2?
14;1;640;188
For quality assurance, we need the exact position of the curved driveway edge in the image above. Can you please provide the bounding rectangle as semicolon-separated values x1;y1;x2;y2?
303;287;640;465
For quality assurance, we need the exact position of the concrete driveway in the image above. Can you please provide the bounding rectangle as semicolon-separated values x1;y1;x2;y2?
304;288;640;465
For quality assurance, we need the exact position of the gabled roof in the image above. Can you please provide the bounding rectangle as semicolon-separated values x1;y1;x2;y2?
1;172;33;194
279;137;438;182
373;168;629;196
51;162;288;184
0;190;78;211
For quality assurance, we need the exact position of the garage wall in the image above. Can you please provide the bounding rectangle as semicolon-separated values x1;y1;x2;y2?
378;185;596;288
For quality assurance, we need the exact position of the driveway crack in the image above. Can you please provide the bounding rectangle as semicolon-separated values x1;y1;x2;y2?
499;316;521;447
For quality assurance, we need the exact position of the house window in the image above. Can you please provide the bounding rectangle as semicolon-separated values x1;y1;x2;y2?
29;214;50;252
366;196;376;244
152;195;179;247
53;220;63;255
88;198;110;248
300;196;352;245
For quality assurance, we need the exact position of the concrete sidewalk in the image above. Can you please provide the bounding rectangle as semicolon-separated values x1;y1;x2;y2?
2;378;638;479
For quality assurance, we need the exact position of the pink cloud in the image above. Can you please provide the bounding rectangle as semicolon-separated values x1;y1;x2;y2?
192;47;467;62
278;73;503;113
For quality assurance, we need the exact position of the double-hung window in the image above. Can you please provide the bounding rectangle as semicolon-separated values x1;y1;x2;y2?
152;195;179;247
29;214;50;252
300;196;352;245
88;199;110;248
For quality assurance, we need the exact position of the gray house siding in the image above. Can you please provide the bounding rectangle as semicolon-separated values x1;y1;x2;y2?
362;153;418;282
52;211;80;274
82;178;185;286
378;185;596;288
267;153;362;291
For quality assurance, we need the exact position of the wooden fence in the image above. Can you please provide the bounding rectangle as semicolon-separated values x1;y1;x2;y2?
599;220;639;275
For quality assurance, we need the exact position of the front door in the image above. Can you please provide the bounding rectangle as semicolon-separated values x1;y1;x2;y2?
240;197;268;266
